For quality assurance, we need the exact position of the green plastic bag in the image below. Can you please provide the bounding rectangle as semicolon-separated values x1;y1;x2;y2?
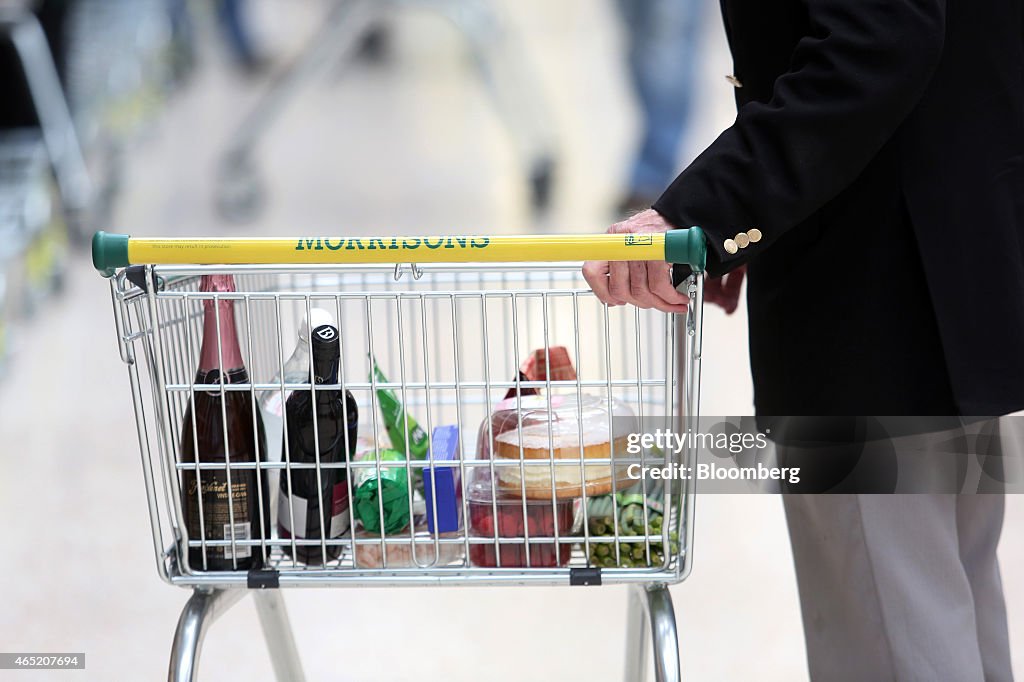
354;449;410;535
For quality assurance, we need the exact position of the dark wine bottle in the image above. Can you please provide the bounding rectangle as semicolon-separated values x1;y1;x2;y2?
277;324;359;565
181;275;269;571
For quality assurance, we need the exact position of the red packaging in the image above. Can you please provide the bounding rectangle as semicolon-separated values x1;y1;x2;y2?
520;346;577;383
467;476;574;568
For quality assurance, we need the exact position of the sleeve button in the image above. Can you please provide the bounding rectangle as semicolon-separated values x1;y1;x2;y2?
723;239;739;255
747;228;763;243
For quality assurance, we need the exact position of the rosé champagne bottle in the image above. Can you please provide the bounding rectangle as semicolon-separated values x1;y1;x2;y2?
180;275;269;571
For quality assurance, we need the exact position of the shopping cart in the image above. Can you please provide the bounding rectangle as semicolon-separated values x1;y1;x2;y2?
214;0;558;223
93;229;707;682
0;8;93;238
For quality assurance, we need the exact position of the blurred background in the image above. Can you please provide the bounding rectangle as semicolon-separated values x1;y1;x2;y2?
0;0;1020;679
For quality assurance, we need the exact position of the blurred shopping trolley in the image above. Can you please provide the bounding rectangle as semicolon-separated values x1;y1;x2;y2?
93;228;707;682
214;0;558;223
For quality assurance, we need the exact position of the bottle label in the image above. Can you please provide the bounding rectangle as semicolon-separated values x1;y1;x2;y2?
278;485;351;539
330;481;351;536
222;523;252;559
278;490;308;538
185;473;253;548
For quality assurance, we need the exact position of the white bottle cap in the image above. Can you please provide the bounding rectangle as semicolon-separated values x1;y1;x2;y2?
297;307;336;342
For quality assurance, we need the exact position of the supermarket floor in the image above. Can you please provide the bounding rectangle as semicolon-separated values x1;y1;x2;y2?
1;1;1022;680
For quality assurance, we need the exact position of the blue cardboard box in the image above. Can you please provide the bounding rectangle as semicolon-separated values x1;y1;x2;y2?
423;425;462;533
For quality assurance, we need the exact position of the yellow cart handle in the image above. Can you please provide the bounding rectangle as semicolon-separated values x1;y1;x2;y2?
92;229;706;276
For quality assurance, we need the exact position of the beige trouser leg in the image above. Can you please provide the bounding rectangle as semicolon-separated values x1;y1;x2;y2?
957;494;1012;682
781;415;1019;682
784;494;1011;681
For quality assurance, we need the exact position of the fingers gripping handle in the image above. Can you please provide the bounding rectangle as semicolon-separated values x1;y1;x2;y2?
92;228;707;274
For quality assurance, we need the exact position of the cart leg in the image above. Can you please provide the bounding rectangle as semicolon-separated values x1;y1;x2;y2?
624;584;652;682
168;588;245;682
647;586;681;682
253;590;305;682
624;585;681;682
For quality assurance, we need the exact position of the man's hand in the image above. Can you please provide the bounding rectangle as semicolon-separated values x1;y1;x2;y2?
705;265;746;315
582;209;690;314
582;208;746;315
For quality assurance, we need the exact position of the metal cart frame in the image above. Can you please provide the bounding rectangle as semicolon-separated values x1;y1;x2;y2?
96;230;706;682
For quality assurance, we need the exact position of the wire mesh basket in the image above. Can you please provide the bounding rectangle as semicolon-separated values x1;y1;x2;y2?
109;259;702;590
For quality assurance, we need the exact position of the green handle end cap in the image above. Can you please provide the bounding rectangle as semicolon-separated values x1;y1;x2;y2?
92;231;130;276
664;226;707;271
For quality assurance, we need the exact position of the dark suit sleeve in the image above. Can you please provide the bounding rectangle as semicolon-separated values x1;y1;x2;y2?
653;0;946;277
